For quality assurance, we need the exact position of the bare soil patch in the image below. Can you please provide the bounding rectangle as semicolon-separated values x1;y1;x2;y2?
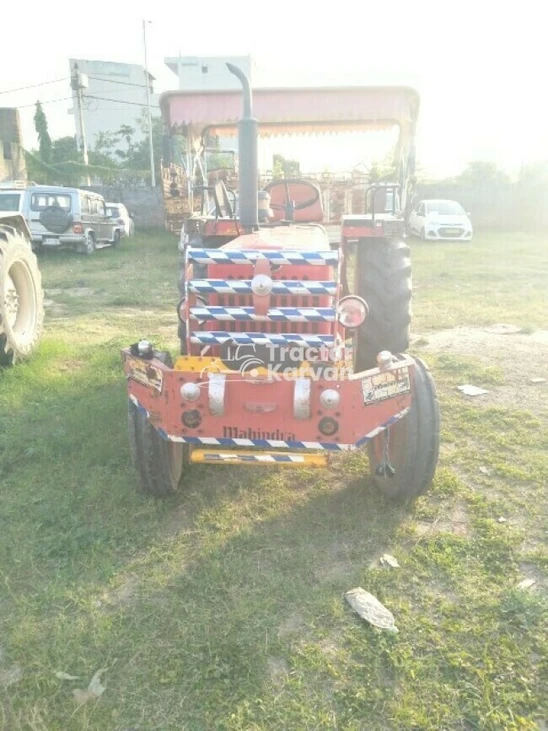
415;327;548;411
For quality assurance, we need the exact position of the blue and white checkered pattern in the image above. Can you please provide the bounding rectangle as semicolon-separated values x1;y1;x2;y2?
187;248;338;266
189;331;335;346
188;279;337;296
162;433;345;450
354;408;410;447
190;306;336;322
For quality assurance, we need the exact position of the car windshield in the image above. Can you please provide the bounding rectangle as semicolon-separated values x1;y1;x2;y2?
426;201;464;215
108;207;120;217
31;193;71;212
0;193;21;211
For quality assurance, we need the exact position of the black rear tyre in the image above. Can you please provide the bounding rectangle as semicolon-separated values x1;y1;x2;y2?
128;399;189;496
368;357;440;499
355;238;412;371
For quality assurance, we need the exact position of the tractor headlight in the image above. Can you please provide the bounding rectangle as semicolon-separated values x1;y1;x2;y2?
337;296;368;329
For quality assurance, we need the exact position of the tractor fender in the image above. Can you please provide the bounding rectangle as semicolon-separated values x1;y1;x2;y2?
0;213;31;241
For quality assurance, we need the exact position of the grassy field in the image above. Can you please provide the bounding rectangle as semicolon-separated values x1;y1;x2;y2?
0;231;547;730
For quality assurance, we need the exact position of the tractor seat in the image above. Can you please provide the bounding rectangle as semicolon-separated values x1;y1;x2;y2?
264;179;324;223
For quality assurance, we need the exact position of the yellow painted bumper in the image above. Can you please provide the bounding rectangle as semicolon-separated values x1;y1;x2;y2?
190;449;328;467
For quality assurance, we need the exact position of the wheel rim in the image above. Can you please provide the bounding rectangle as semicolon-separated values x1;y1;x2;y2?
3;260;38;348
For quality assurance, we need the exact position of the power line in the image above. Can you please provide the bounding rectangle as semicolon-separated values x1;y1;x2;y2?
0;77;69;96
17;96;73;109
85;94;160;108
87;75;151;89
16;92;159;110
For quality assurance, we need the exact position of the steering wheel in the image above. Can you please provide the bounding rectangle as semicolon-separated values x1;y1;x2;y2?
265;179;320;214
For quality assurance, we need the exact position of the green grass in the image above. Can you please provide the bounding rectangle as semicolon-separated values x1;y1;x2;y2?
0;232;547;730
410;231;548;332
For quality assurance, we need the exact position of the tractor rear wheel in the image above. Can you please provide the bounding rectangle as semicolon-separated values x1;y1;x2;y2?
0;227;44;365
368;357;439;499
128;399;189;496
355;238;411;371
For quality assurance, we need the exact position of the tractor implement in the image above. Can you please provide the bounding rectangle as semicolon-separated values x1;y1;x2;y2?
123;65;439;500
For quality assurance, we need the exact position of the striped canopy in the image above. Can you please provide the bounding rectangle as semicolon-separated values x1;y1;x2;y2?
160;86;419;142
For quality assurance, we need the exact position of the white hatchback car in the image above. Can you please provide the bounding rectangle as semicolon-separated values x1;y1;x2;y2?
106;202;134;237
408;199;473;241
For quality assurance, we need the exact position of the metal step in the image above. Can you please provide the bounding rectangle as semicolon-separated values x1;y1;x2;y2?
190;449;328;467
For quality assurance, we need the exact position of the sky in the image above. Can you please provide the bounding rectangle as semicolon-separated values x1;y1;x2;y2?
2;0;546;179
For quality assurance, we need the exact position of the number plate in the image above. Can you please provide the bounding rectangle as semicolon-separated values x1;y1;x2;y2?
43;237;60;246
361;366;411;404
444;228;461;235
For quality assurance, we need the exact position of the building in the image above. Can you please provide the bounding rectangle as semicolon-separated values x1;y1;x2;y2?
0;108;26;184
69;59;159;153
164;55;253;91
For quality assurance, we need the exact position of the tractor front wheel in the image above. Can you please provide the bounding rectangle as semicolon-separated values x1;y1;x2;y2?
355;238;412;371
368;357;439;499
128;399;190;496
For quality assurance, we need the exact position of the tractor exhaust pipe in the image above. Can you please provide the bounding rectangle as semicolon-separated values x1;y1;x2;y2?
226;63;258;233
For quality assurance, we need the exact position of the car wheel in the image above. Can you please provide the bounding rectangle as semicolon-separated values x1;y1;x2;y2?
84;231;96;255
112;230;121;247
420;227;426;241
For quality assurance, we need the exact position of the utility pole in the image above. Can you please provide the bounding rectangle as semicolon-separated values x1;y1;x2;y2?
71;62;90;186
142;20;156;187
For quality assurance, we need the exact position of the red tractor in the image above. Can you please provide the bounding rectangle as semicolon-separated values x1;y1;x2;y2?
122;65;439;500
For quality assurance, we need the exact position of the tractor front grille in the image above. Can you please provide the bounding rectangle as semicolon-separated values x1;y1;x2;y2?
185;248;338;352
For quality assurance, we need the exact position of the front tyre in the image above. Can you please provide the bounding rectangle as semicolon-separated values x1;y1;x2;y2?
355;238;412;371
368;357;440;499
128;399;189;496
0;228;44;365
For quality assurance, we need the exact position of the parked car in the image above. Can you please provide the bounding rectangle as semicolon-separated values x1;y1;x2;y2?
408;199;473;241
0;186;123;254
106;202;134;237
0;188;25;213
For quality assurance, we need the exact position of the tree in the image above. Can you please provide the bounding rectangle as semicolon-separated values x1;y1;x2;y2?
518;160;548;185
272;154;300;179
114;124;138;163
457;161;510;187
367;155;398;183
33;101;52;164
51;136;81;165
